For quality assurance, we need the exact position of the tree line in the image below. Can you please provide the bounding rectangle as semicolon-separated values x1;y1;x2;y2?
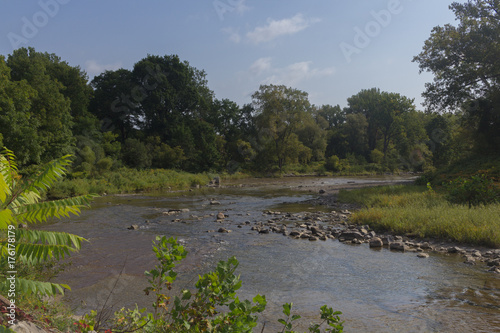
0;1;498;176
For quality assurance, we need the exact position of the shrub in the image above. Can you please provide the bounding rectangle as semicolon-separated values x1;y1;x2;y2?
445;174;499;208
325;155;341;172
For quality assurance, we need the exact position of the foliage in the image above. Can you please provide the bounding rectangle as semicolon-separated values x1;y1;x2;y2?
445;174;499;208
252;84;320;172
278;303;343;333
413;0;500;150
0;149;93;297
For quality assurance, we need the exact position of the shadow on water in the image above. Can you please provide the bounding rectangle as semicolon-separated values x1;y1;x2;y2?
39;176;500;332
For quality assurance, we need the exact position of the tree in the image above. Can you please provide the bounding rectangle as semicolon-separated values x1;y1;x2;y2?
130;55;220;171
413;0;500;111
345;88;381;152
318;104;345;128
89;69;138;142
252;85;312;172
7;48;75;163
346;88;416;156
0;56;40;166
0;149;93;297
413;0;500;150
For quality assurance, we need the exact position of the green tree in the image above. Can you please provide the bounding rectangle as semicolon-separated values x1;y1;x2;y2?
413;0;500;150
89;69;138;142
0;56;40;166
252;84;312;172
346;88;416;157
131;54;219;171
7;48;75;163
0;149;93;297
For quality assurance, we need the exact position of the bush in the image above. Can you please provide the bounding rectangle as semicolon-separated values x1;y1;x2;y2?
325;155;341;172
445;174;499;208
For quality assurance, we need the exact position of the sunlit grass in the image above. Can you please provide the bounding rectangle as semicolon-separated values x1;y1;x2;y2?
48;168;215;198
339;185;500;247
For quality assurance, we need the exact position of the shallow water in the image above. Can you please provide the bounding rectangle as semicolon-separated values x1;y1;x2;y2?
40;176;500;332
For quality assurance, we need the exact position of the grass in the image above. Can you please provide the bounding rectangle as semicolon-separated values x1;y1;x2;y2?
48;168;216;199
338;185;500;247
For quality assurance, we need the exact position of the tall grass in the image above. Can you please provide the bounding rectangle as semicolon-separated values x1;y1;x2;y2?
48;168;215;198
338;185;500;247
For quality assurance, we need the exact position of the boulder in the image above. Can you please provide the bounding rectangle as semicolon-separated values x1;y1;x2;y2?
447;246;464;254
218;228;231;233
389;242;407;252
127;224;139;230
216;212;225;220
463;255;476;265
417;253;430;258
420;242;433;250
369;237;383;248
339;230;365;241
210;201;221;205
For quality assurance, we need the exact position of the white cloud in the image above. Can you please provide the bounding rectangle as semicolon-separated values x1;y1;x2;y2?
247;14;320;44
234;0;250;15
259;61;335;86
85;60;122;77
222;27;241;43
249;57;272;75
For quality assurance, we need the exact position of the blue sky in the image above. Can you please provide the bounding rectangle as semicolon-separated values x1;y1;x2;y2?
0;0;457;109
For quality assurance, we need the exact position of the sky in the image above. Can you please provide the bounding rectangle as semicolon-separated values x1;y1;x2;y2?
0;0;458;110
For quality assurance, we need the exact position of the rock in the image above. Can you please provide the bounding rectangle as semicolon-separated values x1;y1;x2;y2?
417;253;430;258
463;255;476;265
309;236;318;241
389;242;407;252
339;231;365;241
10;322;47;333
447;246;463;254
289;230;302;237
210;201;221;205
352;238;363;244
218;228;231;233
471;250;482;258
216;212;225;220
486;259;500;267
319;189;326;194
259;229;270;234
369;237;383;248
420;242;433;250
381;236;393;245
128;224;139;230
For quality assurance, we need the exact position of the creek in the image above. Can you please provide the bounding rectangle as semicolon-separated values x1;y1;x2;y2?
40;176;500;332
